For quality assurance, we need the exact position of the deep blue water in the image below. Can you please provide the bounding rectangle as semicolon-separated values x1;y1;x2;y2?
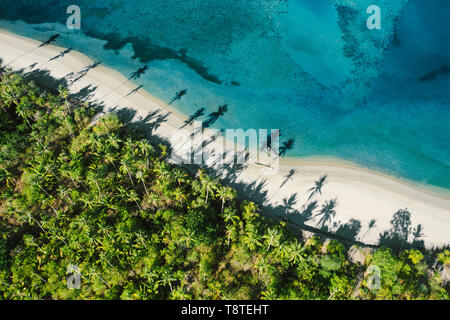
0;0;449;189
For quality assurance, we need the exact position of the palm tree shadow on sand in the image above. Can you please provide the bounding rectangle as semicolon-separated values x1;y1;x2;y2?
69;61;102;84
181;106;205;129
307;175;328;201
202;105;228;132
5;34;61;68
48;48;73;62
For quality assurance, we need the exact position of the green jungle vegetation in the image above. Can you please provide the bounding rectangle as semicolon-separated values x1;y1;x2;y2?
0;69;448;300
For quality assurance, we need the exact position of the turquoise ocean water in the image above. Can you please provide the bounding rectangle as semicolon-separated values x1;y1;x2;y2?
0;0;449;189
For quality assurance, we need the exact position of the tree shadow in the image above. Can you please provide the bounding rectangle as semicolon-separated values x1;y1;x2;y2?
69;84;98;103
125;85;143;97
181;107;205;129
314;198;338;229
111;85;145;107
0;58;5;75
307;175;328;201
37;34;60;48
69;61;102;83
112;107;172;149
298;200;318;225
279;138;295;157
280;193;298;218
280;169;296;188
420;65;449;82
129;65;148;80
202;105;228;131
335;219;362;246
378;209;426;252
169;90;187;105
218;161;248;184
11;64;105;118
19;68;69;90
48;48;73;62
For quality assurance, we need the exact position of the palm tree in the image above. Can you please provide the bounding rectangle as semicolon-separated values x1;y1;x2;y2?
81;193;95;210
154;161;171;181
199;172;218;204
220;207;240;225
261;288;278;300
179;229;196;248
307;175;328;201
14;91;34;129
287;239;305;264
137;139;154;169
136;170;149;197
243;230;262;251
146;192;162;211
0;166;15;187
127;189;142;211
224;224;237;246
271;241;289;260
57;185;74;205
216;186;236;213
105;154;119;174
254;257;269;276
120;159;135;187
58;84;70;100
172;168;188;186
159;269;177;293
107;133;122;149
314;198;337;229
172;187;186;206
115;185;128;203
263;227;281;252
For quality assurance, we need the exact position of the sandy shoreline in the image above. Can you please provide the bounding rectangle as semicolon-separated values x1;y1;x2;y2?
1;29;449;248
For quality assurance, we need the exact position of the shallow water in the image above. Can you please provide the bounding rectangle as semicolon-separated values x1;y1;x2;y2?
0;0;449;189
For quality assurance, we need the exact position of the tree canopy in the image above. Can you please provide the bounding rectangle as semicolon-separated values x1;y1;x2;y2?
0;70;448;300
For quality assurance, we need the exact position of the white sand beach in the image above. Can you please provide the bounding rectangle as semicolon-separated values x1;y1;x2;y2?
1;29;449;248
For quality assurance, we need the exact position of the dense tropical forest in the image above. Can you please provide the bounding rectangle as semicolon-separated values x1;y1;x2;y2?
0;68;448;300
